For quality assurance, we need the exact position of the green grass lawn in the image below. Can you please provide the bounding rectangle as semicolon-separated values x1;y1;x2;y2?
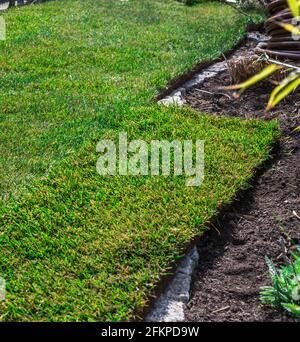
0;0;277;321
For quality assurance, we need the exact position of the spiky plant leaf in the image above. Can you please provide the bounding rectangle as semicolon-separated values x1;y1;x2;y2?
265;256;277;278
267;73;298;110
278;22;300;36
291;286;300;301
266;76;300;111
261;247;300;320
282;303;300;321
224;64;281;91
287;0;300;17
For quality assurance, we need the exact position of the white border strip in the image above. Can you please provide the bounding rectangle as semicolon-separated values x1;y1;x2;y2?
146;247;199;322
158;61;227;106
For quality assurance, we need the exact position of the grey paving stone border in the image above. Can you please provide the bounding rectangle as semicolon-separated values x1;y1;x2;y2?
146;247;199;322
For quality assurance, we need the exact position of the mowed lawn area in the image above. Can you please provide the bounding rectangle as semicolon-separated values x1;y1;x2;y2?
0;0;277;321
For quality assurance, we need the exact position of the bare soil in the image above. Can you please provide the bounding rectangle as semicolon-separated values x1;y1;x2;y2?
184;45;300;322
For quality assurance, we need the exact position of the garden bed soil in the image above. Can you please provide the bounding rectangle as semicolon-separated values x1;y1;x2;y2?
183;51;300;322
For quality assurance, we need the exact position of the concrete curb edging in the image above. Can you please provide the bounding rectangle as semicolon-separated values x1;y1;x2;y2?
158;61;228;106
146;247;199;322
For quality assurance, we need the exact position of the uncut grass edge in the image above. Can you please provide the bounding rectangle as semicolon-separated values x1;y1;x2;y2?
156;34;247;101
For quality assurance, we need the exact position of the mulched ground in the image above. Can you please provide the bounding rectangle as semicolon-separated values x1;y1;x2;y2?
184;47;300;322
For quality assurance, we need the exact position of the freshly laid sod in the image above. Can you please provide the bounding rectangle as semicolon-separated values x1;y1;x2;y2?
0;107;278;321
0;0;276;321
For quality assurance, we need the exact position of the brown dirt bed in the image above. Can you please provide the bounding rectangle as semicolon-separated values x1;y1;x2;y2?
183;51;300;322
